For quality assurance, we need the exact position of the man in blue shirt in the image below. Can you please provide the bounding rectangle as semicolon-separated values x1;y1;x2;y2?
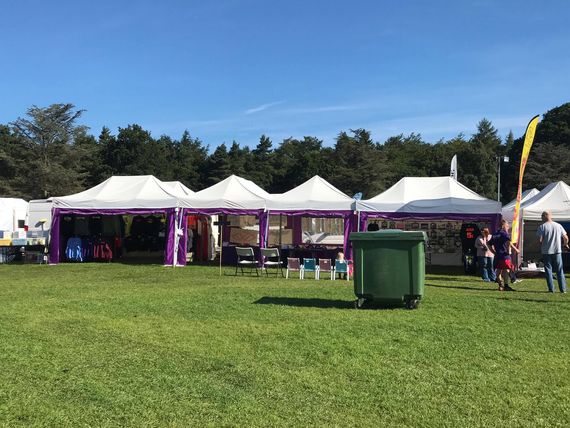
536;211;569;293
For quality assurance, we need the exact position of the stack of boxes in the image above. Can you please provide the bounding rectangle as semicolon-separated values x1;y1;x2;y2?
0;230;12;246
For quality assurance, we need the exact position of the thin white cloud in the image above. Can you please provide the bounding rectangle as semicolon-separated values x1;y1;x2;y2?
279;104;365;114
244;100;285;115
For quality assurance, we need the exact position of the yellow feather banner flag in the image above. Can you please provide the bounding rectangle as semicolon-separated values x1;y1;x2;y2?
511;115;540;244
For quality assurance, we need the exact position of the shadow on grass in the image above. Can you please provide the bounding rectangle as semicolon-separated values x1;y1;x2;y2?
253;296;407;310
426;282;491;292
486;296;570;304
254;296;354;309
428;275;478;282
426;282;551;294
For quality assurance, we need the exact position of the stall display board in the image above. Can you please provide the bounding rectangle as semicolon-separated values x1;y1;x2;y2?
368;219;492;266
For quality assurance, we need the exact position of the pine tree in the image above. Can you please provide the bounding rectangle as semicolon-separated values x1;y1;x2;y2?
205;144;231;185
176;130;208;190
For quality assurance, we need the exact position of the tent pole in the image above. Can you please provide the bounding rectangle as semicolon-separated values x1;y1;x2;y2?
219;215;224;276
173;207;179;267
279;214;282;249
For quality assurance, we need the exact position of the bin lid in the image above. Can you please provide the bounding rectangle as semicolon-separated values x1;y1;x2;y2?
349;230;427;241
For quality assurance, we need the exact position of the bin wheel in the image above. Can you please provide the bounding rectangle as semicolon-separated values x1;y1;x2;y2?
354;298;367;309
405;299;420;310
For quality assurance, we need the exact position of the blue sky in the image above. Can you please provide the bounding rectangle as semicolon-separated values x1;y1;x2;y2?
1;0;569;149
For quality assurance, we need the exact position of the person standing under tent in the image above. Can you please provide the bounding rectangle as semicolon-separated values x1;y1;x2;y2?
536;211;569;293
475;228;496;282
488;220;519;292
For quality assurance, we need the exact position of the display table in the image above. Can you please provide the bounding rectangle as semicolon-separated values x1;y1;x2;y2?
0;245;46;264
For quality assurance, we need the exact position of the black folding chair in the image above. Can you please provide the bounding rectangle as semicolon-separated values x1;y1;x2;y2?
235;247;259;276
261;248;284;277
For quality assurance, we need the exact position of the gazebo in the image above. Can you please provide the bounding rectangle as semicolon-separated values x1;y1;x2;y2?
177;175;271;266
266;175;357;258
49;175;180;265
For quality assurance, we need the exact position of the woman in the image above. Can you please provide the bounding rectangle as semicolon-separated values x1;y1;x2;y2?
475;228;496;282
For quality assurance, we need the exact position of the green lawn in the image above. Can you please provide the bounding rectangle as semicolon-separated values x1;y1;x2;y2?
0;264;569;427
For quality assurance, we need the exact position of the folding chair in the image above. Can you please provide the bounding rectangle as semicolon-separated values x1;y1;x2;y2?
235;247;259;276
286;258;302;279
302;258;318;279
334;260;350;281
261;248;284;277
317;259;333;280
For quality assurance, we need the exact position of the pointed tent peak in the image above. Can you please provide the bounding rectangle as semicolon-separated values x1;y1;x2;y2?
266;175;354;211
179;174;269;210
194;175;270;199
161;181;195;196
280;175;352;201
502;188;540;212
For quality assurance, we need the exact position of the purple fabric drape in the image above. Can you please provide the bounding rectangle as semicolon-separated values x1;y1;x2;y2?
343;212;359;259
258;211;268;249
164;208;176;266
292;216;303;245
343;213;352;259
177;209;187;266
48;208;61;264
49;207;176;265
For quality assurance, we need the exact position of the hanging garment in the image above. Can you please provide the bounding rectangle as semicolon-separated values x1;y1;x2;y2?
65;237;84;262
93;238;113;261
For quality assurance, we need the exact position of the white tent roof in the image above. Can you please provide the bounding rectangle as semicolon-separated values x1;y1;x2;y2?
357;176;501;214
266;175;354;211
501;188;540;221
0;198;28;232
516;181;570;221
52;175;179;209
162;181;195;197
179;175;270;210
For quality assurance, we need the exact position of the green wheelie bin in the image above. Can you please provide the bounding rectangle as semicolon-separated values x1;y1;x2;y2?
350;230;426;309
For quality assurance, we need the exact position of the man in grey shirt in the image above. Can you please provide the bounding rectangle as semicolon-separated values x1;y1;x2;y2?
536;211;569;293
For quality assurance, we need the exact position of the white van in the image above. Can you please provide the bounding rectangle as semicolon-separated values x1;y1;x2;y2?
25;199;52;235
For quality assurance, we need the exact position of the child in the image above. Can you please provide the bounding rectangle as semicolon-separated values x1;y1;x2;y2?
336;251;347;280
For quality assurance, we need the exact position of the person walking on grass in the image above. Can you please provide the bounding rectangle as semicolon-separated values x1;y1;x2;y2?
475;228;496;282
537;211;569;293
488;220;519;292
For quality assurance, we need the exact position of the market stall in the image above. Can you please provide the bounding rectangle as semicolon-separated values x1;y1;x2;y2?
49;175;180;265
178;175;270;266
357;177;501;266
266;175;357;261
503;181;570;266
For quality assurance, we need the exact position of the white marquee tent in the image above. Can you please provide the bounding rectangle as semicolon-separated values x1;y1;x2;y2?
266;175;356;256
0;198;28;233
505;182;570;263
501;188;540;221
357;177;501;215
49;176;181;265
266;175;354;212
179;175;270;211
52;175;179;209
508;181;570;222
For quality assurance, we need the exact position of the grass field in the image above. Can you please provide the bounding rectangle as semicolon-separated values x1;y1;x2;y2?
0;264;569;427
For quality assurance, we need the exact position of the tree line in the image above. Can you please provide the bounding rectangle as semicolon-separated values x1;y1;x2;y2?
1;102;569;203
